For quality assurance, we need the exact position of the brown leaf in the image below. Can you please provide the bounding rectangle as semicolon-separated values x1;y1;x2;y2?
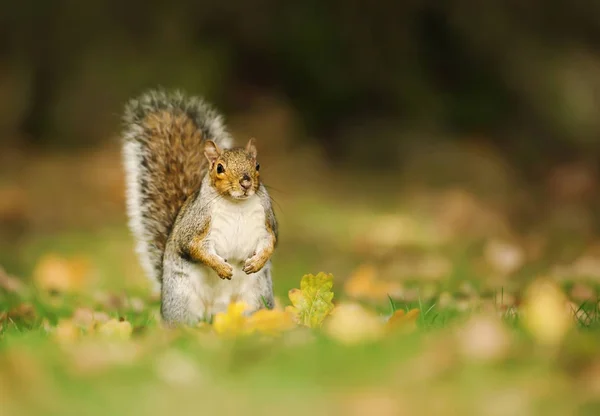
570;282;596;303
0;303;35;326
483;239;525;276
0;266;25;294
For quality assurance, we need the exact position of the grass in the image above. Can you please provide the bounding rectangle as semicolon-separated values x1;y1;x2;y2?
2;245;600;416
2;187;600;415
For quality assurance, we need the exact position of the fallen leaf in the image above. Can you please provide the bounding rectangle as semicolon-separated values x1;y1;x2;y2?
96;318;132;340
0;303;36;327
0;266;25;294
286;272;335;328
213;302;251;337
457;315;511;362
248;309;296;335
71;308;110;330
570;282;596;302
344;264;403;302
324;303;385;344
33;254;91;293
521;279;572;346
54;319;81;344
386;309;420;334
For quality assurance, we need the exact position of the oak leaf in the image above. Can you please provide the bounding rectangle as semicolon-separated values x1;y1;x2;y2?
286;272;335;328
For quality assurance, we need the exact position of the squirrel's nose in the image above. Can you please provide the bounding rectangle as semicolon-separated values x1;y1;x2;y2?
240;174;252;190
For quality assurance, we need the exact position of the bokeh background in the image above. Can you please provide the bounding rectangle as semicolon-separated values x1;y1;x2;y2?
2;1;600;299
4;4;600;415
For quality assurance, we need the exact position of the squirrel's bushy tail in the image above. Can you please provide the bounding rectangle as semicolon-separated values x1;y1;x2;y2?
122;88;233;284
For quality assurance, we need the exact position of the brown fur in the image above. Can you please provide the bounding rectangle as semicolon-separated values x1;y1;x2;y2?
142;111;208;257
242;220;276;274
205;140;260;199
187;222;234;280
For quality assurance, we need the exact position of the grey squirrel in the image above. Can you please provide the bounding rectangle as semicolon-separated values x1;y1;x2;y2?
121;89;277;325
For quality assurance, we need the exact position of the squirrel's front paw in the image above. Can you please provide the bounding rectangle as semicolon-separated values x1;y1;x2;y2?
215;261;233;280
243;254;266;275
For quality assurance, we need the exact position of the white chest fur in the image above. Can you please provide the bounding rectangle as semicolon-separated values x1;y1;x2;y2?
208;195;266;264
186;194;271;318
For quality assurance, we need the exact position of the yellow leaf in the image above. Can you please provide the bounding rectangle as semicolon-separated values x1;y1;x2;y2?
248;309;296;335
286;272;335;328
54;319;80;344
33;254;91;293
324;303;384;344
344;264;403;302
213;302;251;337
386;308;420;334
521;278;572;346
96;319;132;340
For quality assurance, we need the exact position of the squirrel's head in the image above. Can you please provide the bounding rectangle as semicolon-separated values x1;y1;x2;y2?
204;138;261;200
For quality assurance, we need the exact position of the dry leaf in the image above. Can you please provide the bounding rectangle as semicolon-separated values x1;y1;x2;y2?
0;303;36;328
521;279;572;346
96;319;132;340
33;254;91;293
344;264;403;302
54;319;81;344
286;272;335;328
570;283;596;302
248;309;296;335
213;302;251;337
457;315;510;362
386;309;420;334
0;266;25;294
324;303;385;345
72;308;110;330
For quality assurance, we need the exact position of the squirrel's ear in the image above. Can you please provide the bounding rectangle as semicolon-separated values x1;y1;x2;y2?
246;138;257;159
204;140;221;164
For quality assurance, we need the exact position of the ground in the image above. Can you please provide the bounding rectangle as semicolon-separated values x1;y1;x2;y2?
1;144;600;416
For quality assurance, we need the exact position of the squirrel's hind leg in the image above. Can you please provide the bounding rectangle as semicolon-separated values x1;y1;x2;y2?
160;261;205;326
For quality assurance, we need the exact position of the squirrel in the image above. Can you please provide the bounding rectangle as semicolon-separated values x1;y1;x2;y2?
121;88;278;325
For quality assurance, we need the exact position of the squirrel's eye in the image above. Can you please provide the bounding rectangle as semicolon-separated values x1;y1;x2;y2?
256;163;260;171
216;164;225;174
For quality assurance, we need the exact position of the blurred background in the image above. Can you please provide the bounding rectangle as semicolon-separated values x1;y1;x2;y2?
2;1;600;300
